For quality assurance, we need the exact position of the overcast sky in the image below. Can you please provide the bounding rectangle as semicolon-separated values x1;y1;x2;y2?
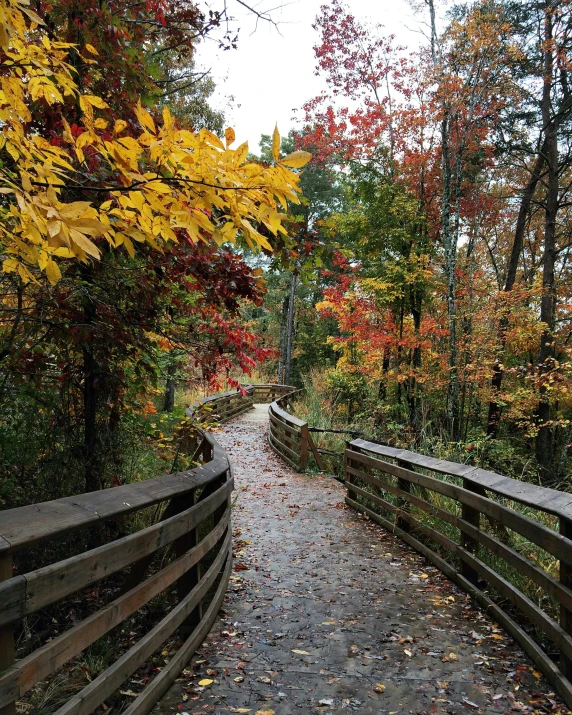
197;0;429;152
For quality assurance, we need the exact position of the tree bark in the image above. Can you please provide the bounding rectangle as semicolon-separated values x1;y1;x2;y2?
487;144;546;436
284;271;296;385
163;361;176;412
535;5;558;483
82;283;99;493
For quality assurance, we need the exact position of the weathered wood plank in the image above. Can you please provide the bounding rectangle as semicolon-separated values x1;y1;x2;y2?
350;439;572;520
0;506;230;705
269;412;300;437
268;430;300;463
346;449;572;565
54;531;231;715
122;546;232;715
0;556;15;715
267;433;300;472
0;437;229;556
0;479;233;627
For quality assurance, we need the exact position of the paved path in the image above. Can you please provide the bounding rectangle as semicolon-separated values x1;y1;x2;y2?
157;409;567;714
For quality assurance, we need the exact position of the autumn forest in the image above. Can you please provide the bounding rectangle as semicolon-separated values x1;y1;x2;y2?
1;0;571;508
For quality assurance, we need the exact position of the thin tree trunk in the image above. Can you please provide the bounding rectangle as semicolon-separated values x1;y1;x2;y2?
284;271;296;385
535;5;558;484
487;144;546;436
441;110;460;439
163;361;176;412
82;280;99;493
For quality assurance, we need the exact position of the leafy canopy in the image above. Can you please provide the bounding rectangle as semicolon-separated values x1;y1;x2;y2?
0;0;311;284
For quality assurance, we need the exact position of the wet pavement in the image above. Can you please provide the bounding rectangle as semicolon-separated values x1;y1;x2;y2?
156;408;568;715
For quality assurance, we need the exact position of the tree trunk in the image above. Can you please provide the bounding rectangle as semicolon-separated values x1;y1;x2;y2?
535;6;558;484
163;361;176;412
82;286;99;493
487;143;546;436
284;271;296;385
441;110;460;440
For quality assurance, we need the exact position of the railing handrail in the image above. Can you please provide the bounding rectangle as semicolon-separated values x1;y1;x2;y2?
0;384;290;715
0;431;229;556
350;438;572;520
0;383;296;555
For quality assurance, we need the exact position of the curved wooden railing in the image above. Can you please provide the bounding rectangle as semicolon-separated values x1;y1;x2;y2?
269;394;572;708
0;385;271;715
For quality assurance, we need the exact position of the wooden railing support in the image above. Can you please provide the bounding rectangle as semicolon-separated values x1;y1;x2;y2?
300;423;309;471
346;443;358;502
561;516;572;680
396;459;412;533
0;555;15;715
173;488;201;633
461;480;484;585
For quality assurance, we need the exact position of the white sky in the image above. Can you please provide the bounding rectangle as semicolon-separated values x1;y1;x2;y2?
197;0;429;152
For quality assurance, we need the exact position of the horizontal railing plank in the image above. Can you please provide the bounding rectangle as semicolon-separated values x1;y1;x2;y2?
0;479;232;627
350;438;572;520
0;504;231;706
122;552;232;715
347;449;572;565
0;436;229;556
54;531;231;715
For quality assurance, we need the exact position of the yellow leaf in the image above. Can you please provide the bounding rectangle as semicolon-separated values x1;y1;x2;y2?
114;120;127;135
225;127;236;147
2;258;19;273
69;230;101;258
280;150;312;169
80;94;109;110
292;649;310;655
374;683;386;694
135;100;156;134
45;258;61;284
272;125;280;162
198;679;213;687
255;710;274;715
85;43;98;55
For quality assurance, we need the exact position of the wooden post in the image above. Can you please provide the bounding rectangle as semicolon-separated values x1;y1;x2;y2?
299;423;309;471
396;459;412;533
346;442;358;501
172;489;201;633
461;479;483;585
560;516;572;680
0;555;16;715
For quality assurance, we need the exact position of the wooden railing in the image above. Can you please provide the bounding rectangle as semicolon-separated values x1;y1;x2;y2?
267;394;572;708
0;386;266;715
267;387;325;471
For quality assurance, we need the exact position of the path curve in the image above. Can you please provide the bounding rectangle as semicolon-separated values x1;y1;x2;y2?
157;410;566;714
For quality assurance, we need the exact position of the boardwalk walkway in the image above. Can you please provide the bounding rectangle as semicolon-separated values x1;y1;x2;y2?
157;410;566;714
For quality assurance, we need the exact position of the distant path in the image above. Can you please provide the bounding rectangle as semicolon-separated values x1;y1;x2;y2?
157;408;566;714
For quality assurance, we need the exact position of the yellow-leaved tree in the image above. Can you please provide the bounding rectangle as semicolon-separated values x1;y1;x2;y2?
0;0;311;284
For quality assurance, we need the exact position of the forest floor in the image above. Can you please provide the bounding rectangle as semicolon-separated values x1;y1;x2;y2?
156;408;568;715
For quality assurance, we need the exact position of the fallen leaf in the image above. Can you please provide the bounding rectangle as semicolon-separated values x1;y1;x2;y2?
462;698;480;709
404;649;413;657
198;679;213;686
292;649;311;655
374;683;386;694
